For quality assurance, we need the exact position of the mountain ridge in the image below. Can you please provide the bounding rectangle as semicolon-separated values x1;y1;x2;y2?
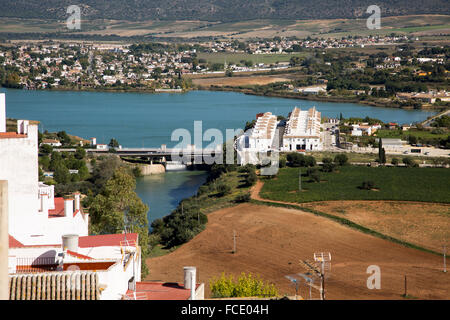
1;0;449;22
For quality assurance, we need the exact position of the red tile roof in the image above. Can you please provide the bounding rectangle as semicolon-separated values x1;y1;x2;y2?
48;197;65;218
48;197;82;218
0;132;27;139
8;233;138;249
125;282;199;300
66;250;94;260
9;235;24;248
78;233;138;248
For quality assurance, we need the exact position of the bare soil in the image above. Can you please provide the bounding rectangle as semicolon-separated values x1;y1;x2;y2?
302;200;449;253
146;203;449;299
192;75;292;87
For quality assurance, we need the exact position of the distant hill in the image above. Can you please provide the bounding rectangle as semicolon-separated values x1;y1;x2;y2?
1;0;449;22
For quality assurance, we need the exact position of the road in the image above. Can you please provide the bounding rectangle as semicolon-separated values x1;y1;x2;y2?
421;109;450;127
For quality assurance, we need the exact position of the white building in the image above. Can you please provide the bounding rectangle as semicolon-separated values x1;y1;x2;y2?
40;139;62;147
300;86;326;95
96;144;108;150
281;107;323;151
351;124;381;136
236;112;279;165
8;233;142;300
0;93;204;300
0;93;88;246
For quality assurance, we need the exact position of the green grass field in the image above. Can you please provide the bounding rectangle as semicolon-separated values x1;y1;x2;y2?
375;129;449;140
260;166;450;203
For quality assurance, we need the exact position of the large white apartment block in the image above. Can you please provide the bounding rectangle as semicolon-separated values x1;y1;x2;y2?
281;107;323;151
236;112;279;165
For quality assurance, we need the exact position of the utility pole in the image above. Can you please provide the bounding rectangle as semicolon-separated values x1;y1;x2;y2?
444;245;447;273
300;260;325;300
232;230;237;254
298;168;301;191
404;275;407;297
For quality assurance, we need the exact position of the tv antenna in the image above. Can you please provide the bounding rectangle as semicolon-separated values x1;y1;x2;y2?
284;274;301;300
314;252;332;279
299;253;331;300
232;230;240;254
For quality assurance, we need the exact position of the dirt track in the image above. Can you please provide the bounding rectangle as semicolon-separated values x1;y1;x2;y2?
146;203;449;299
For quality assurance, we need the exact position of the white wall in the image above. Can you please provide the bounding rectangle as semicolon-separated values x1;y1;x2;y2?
0;123;43;244
0;93;5;133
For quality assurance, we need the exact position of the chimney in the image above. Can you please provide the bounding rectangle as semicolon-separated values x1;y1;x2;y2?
62;234;79;252
184;266;197;300
0;93;5;133
64;198;74;217
17;120;29;135
74;193;81;212
40;193;49;214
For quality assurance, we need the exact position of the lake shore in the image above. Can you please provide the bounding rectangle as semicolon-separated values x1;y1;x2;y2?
195;86;445;111
19;85;445;112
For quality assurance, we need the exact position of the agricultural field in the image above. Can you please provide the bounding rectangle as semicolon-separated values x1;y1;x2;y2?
259;166;450;203
375;129;449;141
146;203;449;299
196;52;306;66
191;74;293;87
301;201;449;253
2;15;447;40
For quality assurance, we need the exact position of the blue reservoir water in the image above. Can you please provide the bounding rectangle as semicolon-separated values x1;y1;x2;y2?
1;88;435;148
1;88;436;223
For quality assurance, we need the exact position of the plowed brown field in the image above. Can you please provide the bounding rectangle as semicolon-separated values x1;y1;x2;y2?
146;203;449;299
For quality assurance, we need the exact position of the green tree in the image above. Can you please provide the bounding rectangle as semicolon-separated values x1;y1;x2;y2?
108;138;120;148
53;163;71;184
402;157;417;167
378;138;386;164
74;146;86;160
40;144;53;155
334;154;348;166
57;131;71;145
89;167;150;276
245;171;257;187
321;157;336;172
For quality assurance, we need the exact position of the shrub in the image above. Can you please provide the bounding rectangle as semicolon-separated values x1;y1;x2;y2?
279;158;287;168
321;158;336;172
310;171;321;183
286;153;316;167
305;155;316;167
235;192;251;203
132;166;143;178
245;171;257;186
334;154;349;166
210;273;278;298
402;157;417;167
391;158;399;165
216;182;232;196
361;180;375;190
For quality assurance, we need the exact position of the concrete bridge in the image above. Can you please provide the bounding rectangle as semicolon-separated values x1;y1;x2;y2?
53;147;224;164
